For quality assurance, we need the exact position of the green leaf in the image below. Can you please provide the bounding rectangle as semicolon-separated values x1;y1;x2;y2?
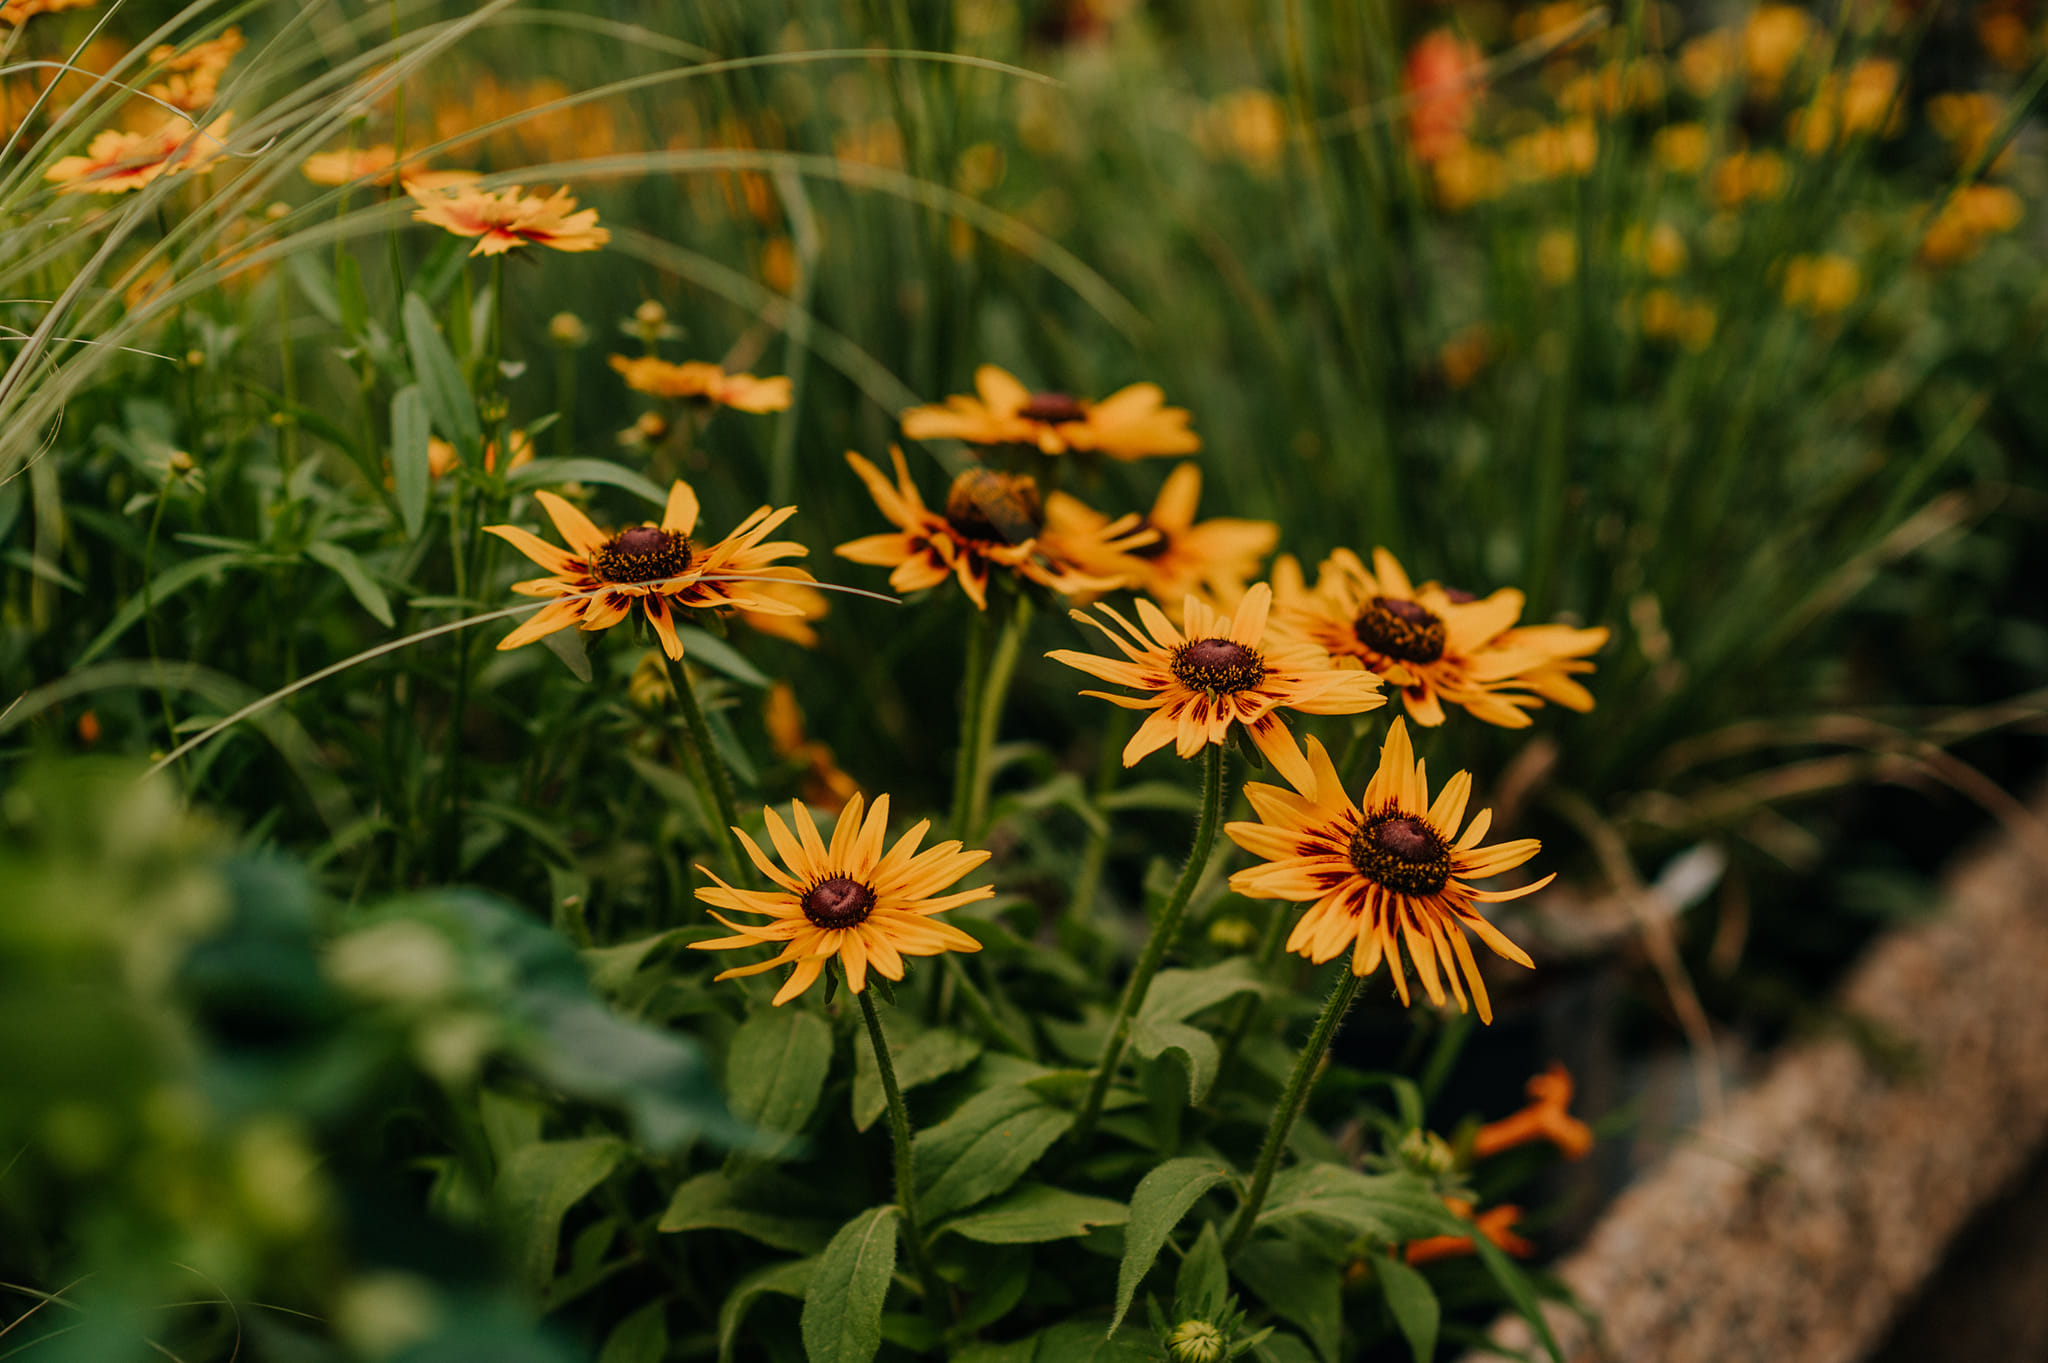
75;552;242;666
540;625;594;682
672;624;772;687
1254;1165;1448;1243
1174;1221;1227;1320
493;1137;627;1291
914;1086;1074;1221
718;1258;814;1363
598;1297;667;1363
581;929;689;999
1236;1239;1342;1363
288;252;343;328
852;1025;982;1131
1136;958;1269;1026
305;541;395;627
1109;1157;1230;1335
1375;1256;1441;1363
801;1206;900;1363
391;384;431;540
1248;1333;1321;1363
1130;1017;1222;1104
942;1182;1129;1244
723;1009;833;1157
509;457;668;505
336;250;369;337
402;292;481;454
657;1171;834;1252
1472;1232;1566;1363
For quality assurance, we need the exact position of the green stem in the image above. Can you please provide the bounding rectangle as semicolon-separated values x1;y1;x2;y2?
948;605;991;841
663;651;746;882
1212;898;1293;1091
1067;710;1130;927
857;988;949;1322
1070;743;1226;1145
964;592;1032;840
1222;969;1363;1260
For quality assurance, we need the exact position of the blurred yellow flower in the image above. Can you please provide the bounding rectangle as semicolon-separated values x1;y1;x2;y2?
1677;30;1737;97
45;114;234;194
1640;289;1717;350
1919;183;2023;265
1789;58;1901;155
1780;253;1861;315
1653;122;1711;175
1439;325;1492;388
1042;463;1278;608
0;0;94;23
763;683;859;813
1711;148;1787;208
1535;228;1578;283
736;574;829;649
1201;88;1288;173
608;355;792;413
1743;6;1813;93
901;364;1200;459
144;27;243;112
1926;92;2011;172
1556;58;1665;117
302;145;397;187
408;182;608;257
1506;119;1597;181
1976;0;2033;71
1431;142;1507;211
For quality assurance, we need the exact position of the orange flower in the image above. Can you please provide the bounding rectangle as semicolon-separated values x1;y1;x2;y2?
303;144;398;187
144;27;244;112
1273;548;1607;728
1403;31;1484;163
901;364;1200;459
0;0;94;24
426;431;532;478
1919;183;2024;265
484;480;810;661
1041;463;1277;609
408;181;608;256
45;114;234;194
835;447;1143;610
1472;1062;1594;1160
735;572;828;648
1403;1199;1534;1265
1048;583;1384;791
607;355;791;413
765;682;860;813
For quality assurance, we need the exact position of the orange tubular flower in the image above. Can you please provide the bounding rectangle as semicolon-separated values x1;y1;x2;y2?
1403;30;1485;163
901;364;1200;459
303;144;398;187
1403;1199;1535;1265
408;181;608;256
1274;547;1606;727
1226;720;1549;1023
1473;1062;1594;1160
1048;583;1384;792
835;447;1144;610
690;794;988;1006
484;480;810;662
0;0;95;23
1042;463;1277;609
45;114;234;194
607;355;791;413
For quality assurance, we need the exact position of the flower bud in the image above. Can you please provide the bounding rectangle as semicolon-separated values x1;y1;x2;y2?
1167;1320;1226;1363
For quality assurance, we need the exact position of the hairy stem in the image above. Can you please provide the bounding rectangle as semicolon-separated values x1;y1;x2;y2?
663;650;746;883
857;988;950;1321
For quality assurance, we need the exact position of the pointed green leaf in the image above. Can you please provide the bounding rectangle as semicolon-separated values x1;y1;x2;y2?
1375;1256;1441;1363
509;457;668;506
598;1297;667;1363
1473;1232;1566;1363
1136;959;1269;1026
391;384;431;539
402;292;480;453
1236;1239;1343;1363
941;1182;1129;1244
1255;1165;1447;1242
718;1258;814;1363
1174;1221;1227;1320
672;624;771;687
801;1206;900;1363
723;1009;833;1158
657;1171;834;1252
914;1087;1073;1221
1130;1017;1222;1103
493;1137;626;1291
1109;1157;1230;1335
852;1025;982;1131
305;541;394;627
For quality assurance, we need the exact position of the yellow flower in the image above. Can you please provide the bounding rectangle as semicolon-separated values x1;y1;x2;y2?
1204;88;1288;173
0;0;93;23
735;573;828;648
408;181;608;257
764;683;860;814
606;355;792;413
1535;229;1578;284
1505;119;1597;182
303;145;398;187
1627;220;1688;277
689;794;988;1006
1431;142;1507;212
1639;289;1717;350
1272;547;1608;727
835;448;1142;610
901;364;1200;460
425;430;533;478
1653;123;1710;175
1710;149;1787;208
1780;253;1861;315
1226;720;1549;1023
1555;58;1665;117
1041;463;1277;609
1439;325;1493;388
45;114;234;194
1919;183;2023;265
1047;582;1385;792
144;27;244;112
484;480;810;661
1926;92;2011;172
1788;58;1902;155
1742;5;1813;93
1677;30;1737;97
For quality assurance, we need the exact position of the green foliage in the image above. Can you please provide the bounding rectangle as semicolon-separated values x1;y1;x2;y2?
800;1206;901;1363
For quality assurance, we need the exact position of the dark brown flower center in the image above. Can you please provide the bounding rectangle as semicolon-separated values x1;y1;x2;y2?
1171;638;1266;694
1348;811;1452;896
1353;595;1447;664
592;526;693;584
800;875;876;930
1017;391;1085;422
943;469;1044;545
1127;520;1172;560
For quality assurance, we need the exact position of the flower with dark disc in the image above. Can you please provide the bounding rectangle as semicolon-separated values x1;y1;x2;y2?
899;363;1200;459
1042;463;1277;610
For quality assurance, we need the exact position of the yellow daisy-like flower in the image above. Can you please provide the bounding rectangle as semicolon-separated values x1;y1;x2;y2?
1047;582;1385;791
900;363;1200;460
1042;463;1278;609
0;0;94;25
45;114;234;194
144;27;244;113
1273;547;1607;728
303;144;398;187
484;480;810;661
690;794;988;1005
835;447;1145;610
1226;720;1549;1023
408;181;609;256
607;355;791;413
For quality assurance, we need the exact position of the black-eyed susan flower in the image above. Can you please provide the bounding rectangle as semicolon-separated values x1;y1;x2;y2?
835;447;1144;610
1048;582;1384;791
690;794;988;1005
484;479;809;661
900;363;1200;459
607;355;791;413
1042;463;1277;610
408;181;608;256
1226;720;1549;1023
1273;547;1606;727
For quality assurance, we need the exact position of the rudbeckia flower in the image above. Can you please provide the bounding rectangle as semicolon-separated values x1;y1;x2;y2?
408;181;608;256
1042;462;1277;609
483;479;810;661
607;355;791;413
1226;720;1549;1023
45;114;234;194
835;447;1144;610
690;795;988;1005
1047;582;1384;791
1273;547;1606;727
900;364;1200;459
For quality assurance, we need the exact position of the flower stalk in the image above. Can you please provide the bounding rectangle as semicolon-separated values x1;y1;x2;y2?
857;986;949;1320
1070;742;1226;1145
662;650;746;882
1222;968;1363;1259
